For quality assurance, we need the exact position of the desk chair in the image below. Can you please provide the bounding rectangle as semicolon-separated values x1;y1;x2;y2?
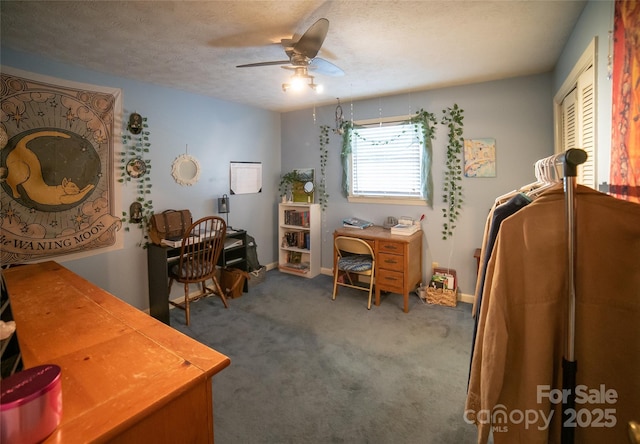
168;216;228;325
332;236;375;309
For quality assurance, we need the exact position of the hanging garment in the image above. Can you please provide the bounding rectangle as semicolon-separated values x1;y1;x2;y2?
468;193;532;382
472;206;495;319
466;184;640;444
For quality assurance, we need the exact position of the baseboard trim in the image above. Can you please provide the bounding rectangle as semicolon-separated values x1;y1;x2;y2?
459;292;474;304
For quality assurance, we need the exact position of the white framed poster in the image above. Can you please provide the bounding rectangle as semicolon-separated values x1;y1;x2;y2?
230;161;262;194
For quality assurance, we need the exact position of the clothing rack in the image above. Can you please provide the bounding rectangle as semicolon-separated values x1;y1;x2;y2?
543;148;587;444
468;148;638;443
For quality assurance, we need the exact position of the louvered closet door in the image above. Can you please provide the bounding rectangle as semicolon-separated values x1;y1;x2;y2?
561;65;595;188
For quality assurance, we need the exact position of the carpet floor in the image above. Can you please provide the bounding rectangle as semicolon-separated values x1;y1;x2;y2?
170;270;479;443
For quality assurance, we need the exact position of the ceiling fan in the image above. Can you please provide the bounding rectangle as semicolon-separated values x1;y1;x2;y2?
236;18;344;91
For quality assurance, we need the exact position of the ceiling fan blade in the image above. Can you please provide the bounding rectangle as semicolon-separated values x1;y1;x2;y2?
293;18;329;59
308;57;345;77
236;60;290;68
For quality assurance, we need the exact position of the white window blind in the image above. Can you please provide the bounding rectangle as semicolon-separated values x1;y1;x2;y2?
351;121;422;197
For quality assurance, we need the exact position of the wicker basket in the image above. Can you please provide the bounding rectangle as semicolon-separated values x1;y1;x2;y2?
426;287;457;307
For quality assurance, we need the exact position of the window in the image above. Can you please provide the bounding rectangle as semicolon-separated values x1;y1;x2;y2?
342;115;433;206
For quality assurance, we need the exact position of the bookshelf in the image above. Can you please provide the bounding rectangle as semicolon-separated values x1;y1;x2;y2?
278;203;320;278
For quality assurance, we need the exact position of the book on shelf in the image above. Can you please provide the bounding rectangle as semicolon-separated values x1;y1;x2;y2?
342;217;373;229
279;262;310;274
390;223;420;236
283;209;310;227
282;231;310;249
287;251;303;264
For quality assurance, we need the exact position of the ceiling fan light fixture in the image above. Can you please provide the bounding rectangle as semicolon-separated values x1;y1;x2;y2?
282;68;323;94
290;75;306;91
238;17;345;95
309;79;323;94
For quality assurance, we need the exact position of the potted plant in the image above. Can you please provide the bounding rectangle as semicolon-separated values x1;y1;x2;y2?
279;171;302;201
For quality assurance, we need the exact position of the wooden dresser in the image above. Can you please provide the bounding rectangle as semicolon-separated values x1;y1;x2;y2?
2;261;230;443
333;226;422;313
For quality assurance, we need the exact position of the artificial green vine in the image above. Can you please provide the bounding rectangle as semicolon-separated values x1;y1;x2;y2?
119;115;153;247
318;125;330;210
440;104;464;240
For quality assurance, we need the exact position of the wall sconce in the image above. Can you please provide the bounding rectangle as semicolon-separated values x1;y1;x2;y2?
217;194;230;226
128;112;143;135
129;201;143;223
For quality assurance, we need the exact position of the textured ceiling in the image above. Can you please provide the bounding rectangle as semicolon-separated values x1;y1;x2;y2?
1;1;586;112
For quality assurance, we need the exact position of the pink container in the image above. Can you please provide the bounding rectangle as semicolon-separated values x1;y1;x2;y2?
1;364;62;444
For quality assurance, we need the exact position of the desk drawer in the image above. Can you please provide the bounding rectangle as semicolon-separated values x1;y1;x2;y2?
378;252;404;272
377;268;404;293
379;240;403;255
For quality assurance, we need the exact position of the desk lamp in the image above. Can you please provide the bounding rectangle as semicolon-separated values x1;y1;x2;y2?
217;194;230;227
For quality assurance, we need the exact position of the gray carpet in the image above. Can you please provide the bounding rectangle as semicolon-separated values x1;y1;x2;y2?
170;270;479;443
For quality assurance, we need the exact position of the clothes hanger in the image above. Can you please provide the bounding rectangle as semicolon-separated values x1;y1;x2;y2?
494;159;545;205
527;156;561;199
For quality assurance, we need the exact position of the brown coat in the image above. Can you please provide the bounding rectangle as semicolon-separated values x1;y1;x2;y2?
466;184;640;443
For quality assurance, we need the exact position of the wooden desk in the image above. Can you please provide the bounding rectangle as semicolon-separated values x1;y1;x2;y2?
334;226;422;313
148;228;248;324
3;261;230;443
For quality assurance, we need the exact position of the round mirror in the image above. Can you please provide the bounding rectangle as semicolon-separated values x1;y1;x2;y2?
303;181;314;194
171;154;201;186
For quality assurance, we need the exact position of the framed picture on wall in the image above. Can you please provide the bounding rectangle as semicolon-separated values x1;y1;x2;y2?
292;168;314;202
230;161;262;194
463;138;497;178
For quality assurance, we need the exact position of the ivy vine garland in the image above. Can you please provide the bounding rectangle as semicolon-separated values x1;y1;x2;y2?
119;114;153;246
318;125;330;211
441;104;464;240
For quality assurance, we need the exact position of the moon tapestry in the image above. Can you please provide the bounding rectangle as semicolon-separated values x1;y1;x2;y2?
1;67;123;264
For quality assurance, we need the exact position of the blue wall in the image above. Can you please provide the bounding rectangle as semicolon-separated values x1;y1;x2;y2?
1;48;281;310
282;73;555;297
